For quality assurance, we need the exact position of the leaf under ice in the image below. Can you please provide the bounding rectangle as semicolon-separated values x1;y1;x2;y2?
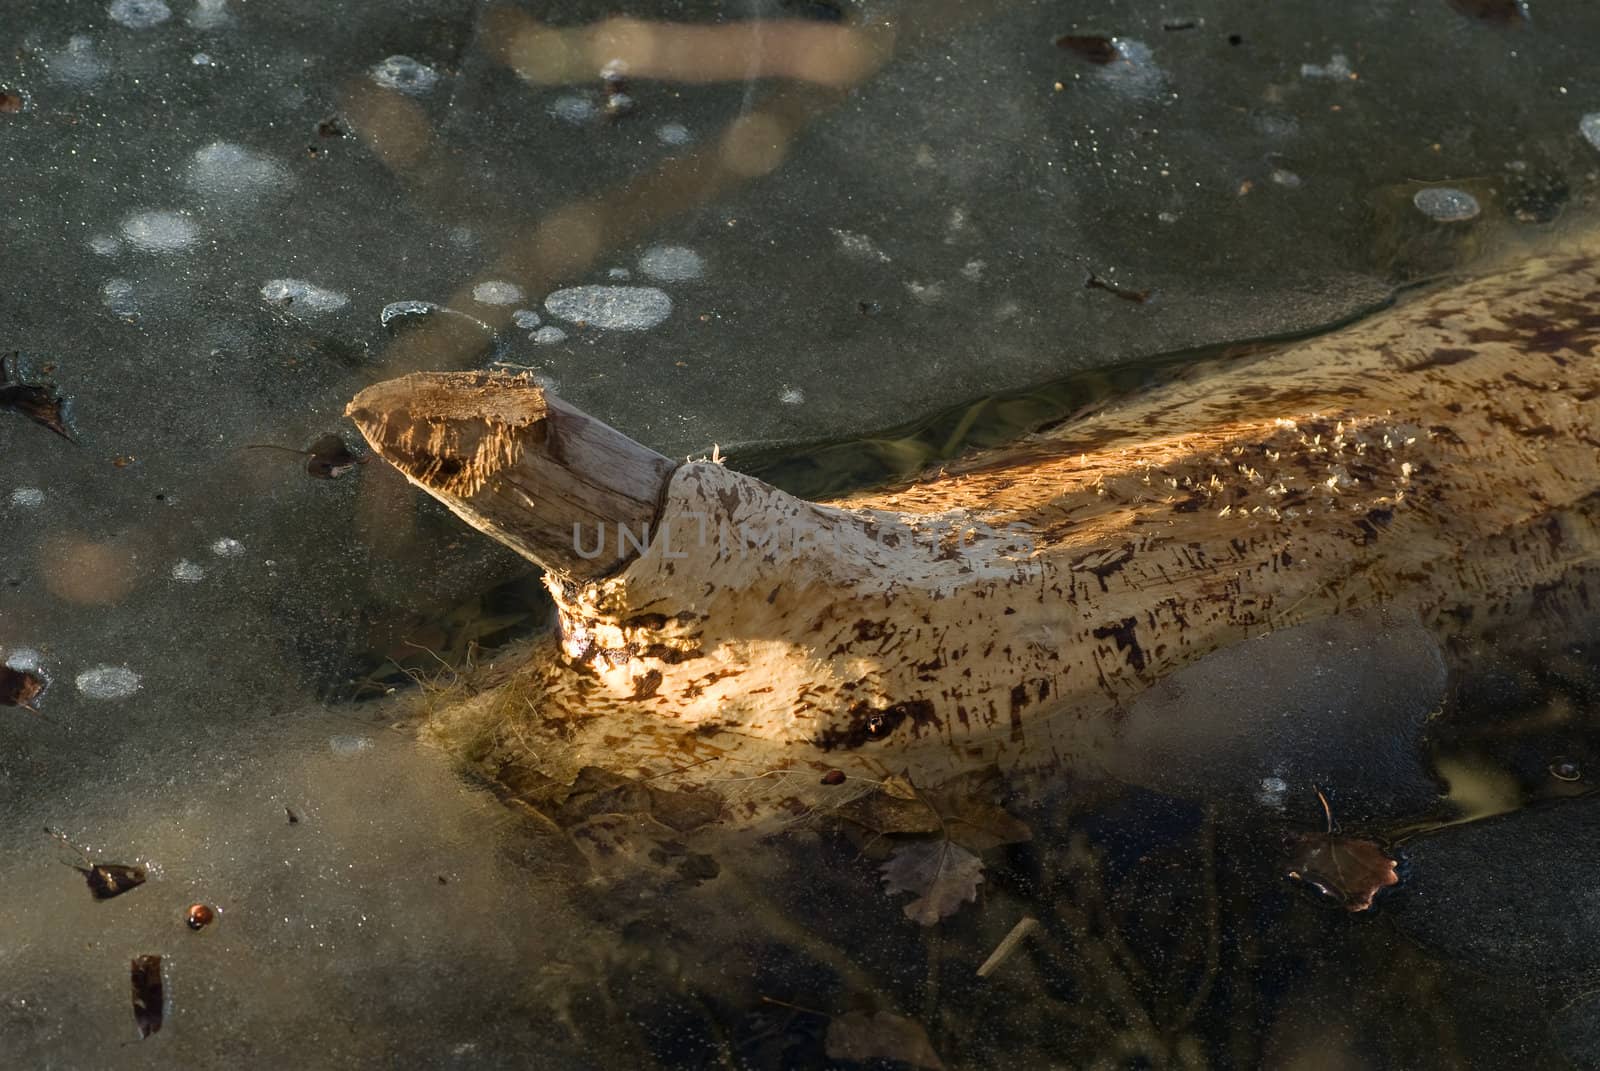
881;839;983;926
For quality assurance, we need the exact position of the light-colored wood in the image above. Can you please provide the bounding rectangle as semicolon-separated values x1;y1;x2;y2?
346;372;678;579
356;249;1600;830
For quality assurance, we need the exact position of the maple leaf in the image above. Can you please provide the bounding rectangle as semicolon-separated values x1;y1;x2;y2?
881;839;983;926
1284;833;1399;912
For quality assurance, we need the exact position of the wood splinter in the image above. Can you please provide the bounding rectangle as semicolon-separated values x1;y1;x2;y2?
347;249;1600;829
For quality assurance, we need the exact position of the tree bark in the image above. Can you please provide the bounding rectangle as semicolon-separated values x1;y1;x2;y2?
348;249;1600;829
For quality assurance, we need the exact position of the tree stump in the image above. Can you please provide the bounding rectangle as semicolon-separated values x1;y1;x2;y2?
348;249;1600;830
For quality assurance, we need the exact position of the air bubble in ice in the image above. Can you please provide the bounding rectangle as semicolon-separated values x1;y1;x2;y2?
471;281;524;306
379;300;439;329
210;537;245;557
9;487;45;508
1413;187;1480;223
511;309;541;330
545;286;672;330
121;210;200;253
109;0;171;29
370;55;440;96
638;245;705;282
1580;113;1600;153
185;141;292;199
261;279;349;315
171;559;205;583
76;665;142;699
531;326;567;344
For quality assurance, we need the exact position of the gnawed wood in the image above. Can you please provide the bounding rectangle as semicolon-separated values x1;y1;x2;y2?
353;249;1600;831
346;372;677;579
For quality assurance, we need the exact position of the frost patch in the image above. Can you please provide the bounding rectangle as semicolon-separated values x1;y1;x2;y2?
1413;187;1480;223
171;559;205;583
121;210;200;253
210;536;245;557
779;387;804;405
545;286;671;331
76;665;142;699
639;245;705;282
185;141;292;199
47;36;108;87
472;280;524;306
89;235;122;256
511;309;541;330
261;279;349;315
109;0;171;29
531;326;567;344
9;487;45;508
370;55;440;96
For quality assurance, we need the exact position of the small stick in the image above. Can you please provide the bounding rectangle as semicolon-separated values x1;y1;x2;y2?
976;915;1040;978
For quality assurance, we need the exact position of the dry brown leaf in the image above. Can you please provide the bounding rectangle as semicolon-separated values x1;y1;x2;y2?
881;839;983;925
1284;833;1400;912
825;1010;946;1071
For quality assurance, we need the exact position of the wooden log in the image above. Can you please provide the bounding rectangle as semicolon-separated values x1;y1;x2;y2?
348;249;1600;830
346;371;677;579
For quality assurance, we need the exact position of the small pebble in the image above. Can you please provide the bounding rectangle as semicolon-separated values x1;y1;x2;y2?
186;903;216;930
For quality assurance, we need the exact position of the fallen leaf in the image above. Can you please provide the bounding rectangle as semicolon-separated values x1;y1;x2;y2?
305;433;361;479
882;839;984;925
1054;34;1119;64
0;666;45;711
0;355;72;440
45;827;147;900
1284;832;1399;911
131;955;164;1038
825;1010;946;1071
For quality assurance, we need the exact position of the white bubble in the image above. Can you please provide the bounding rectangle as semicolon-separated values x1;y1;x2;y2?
831;228;890;263
260;278;349;315
102;278;138;316
47;36;108;88
109;0;171;29
171;559;205;583
656;122;691;146
187;0;231;29
1413;186;1480;223
210;536;245;557
549;94;597;125
121;210;200;253
191;52;212;66
184;141;292;199
960;259;986;281
89;234;122;256
1157;211;1180;224
607;267;632;280
545;286;672;331
370;55;440;95
75;665;142;699
1581;113;1600;153
511;308;541;330
779;387;805;405
638;245;705;282
380;299;438;327
531;326;567;345
471;280;524;306
8;487;45;508
1271;168;1302;188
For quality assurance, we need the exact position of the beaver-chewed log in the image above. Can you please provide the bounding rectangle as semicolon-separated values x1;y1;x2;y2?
348;250;1600;828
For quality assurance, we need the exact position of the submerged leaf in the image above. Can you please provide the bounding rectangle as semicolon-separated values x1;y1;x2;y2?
0;356;72;440
1285;832;1399;911
826;1010;946;1070
130;954;164;1038
0;666;45;711
305;433;361;479
1054;34;1119;64
881;840;984;925
76;862;148;900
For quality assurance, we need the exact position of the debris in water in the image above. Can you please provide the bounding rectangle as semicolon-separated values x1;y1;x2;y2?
46;827;148;900
130;955;164;1038
1085;273;1153;304
0;666;45;711
186;903;216;930
976;915;1041;978
1447;0;1529;24
285;805;299;824
825;1010;947;1070
0;354;72;440
881;839;984;925
246;434;362;479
